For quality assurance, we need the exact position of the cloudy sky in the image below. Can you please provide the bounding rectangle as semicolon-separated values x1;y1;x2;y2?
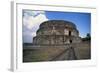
23;10;91;43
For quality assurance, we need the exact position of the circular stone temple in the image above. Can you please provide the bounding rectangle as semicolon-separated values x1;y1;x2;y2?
33;20;81;45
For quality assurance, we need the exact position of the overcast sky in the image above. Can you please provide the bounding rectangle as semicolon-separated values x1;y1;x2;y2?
23;10;91;43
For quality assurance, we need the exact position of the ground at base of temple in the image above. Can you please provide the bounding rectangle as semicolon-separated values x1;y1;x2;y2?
23;41;90;62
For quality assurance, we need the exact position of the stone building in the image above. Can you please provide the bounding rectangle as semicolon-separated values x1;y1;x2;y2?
33;20;81;45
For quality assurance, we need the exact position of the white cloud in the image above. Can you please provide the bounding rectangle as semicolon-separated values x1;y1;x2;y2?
23;13;48;29
23;11;45;17
23;10;48;43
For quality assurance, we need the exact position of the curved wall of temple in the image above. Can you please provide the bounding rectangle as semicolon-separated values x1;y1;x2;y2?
33;20;81;45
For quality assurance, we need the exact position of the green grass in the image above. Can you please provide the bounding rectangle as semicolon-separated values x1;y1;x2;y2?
23;48;66;62
23;42;91;62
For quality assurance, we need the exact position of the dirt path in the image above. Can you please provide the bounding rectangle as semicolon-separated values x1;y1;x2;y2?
50;47;77;61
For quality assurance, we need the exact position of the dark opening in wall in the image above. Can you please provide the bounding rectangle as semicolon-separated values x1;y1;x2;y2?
70;39;72;43
69;31;71;36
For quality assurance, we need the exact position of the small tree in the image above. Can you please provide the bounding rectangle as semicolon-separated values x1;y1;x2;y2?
86;33;91;40
82;33;91;41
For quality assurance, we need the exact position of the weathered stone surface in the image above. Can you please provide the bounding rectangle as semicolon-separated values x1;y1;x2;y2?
33;20;81;45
